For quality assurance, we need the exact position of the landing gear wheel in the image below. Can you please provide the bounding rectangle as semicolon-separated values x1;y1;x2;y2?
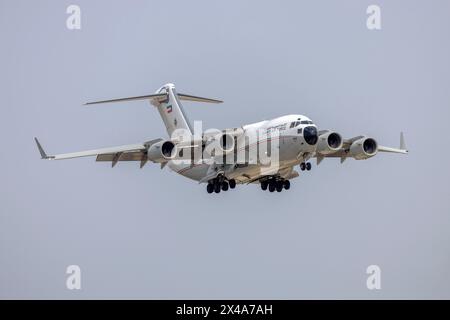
222;182;229;191
228;179;236;189
306;162;312;171
214;183;221;193
261;181;268;191
268;182;276;192
207;184;214;194
283;180;290;190
276;181;283;192
300;163;306;171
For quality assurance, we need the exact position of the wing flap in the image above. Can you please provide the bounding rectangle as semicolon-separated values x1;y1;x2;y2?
49;144;146;160
96;151;146;162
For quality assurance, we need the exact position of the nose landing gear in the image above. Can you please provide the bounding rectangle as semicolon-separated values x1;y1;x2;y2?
300;162;312;171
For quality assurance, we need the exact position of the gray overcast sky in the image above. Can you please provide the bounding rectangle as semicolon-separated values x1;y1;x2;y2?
1;0;450;299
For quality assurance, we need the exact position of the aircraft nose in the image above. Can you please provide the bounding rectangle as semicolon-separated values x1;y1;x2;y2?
303;126;318;145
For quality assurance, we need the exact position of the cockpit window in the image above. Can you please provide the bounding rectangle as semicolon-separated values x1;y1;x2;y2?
291;121;311;128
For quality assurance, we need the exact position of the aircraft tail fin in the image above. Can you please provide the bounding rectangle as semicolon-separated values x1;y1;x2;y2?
152;83;223;137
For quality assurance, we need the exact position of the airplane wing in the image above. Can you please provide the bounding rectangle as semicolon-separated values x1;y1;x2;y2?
314;132;408;164
377;132;408;154
340;133;407;154
34;138;163;168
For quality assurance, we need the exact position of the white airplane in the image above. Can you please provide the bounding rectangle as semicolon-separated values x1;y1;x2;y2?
35;83;408;193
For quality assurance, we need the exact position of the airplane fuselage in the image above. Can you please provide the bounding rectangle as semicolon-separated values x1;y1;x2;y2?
168;114;318;184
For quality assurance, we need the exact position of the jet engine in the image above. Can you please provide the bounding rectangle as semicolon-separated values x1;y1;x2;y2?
349;137;378;160
316;131;343;155
147;140;177;163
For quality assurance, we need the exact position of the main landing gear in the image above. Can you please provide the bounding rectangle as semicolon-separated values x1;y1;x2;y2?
300;162;312;171
206;176;236;194
260;177;290;193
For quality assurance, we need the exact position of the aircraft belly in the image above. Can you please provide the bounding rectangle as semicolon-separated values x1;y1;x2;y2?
171;162;209;182
168;135;308;183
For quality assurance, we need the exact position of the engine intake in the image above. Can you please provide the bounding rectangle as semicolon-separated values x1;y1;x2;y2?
349;137;378;160
316;131;343;155
147;140;177;163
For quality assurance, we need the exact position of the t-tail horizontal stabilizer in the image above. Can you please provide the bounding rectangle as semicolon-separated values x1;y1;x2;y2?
84;93;223;106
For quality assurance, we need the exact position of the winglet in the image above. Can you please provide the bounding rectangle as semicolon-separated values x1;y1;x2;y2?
34;138;54;159
400;132;407;151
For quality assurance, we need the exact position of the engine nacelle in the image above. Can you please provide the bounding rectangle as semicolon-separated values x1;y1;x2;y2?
316;131;343;155
349;137;378;160
147;140;177;163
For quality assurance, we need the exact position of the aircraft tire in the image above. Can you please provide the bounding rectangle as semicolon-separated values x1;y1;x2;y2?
268;182;276;192
261;181;268;190
222;182;229;191
276;182;283;192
